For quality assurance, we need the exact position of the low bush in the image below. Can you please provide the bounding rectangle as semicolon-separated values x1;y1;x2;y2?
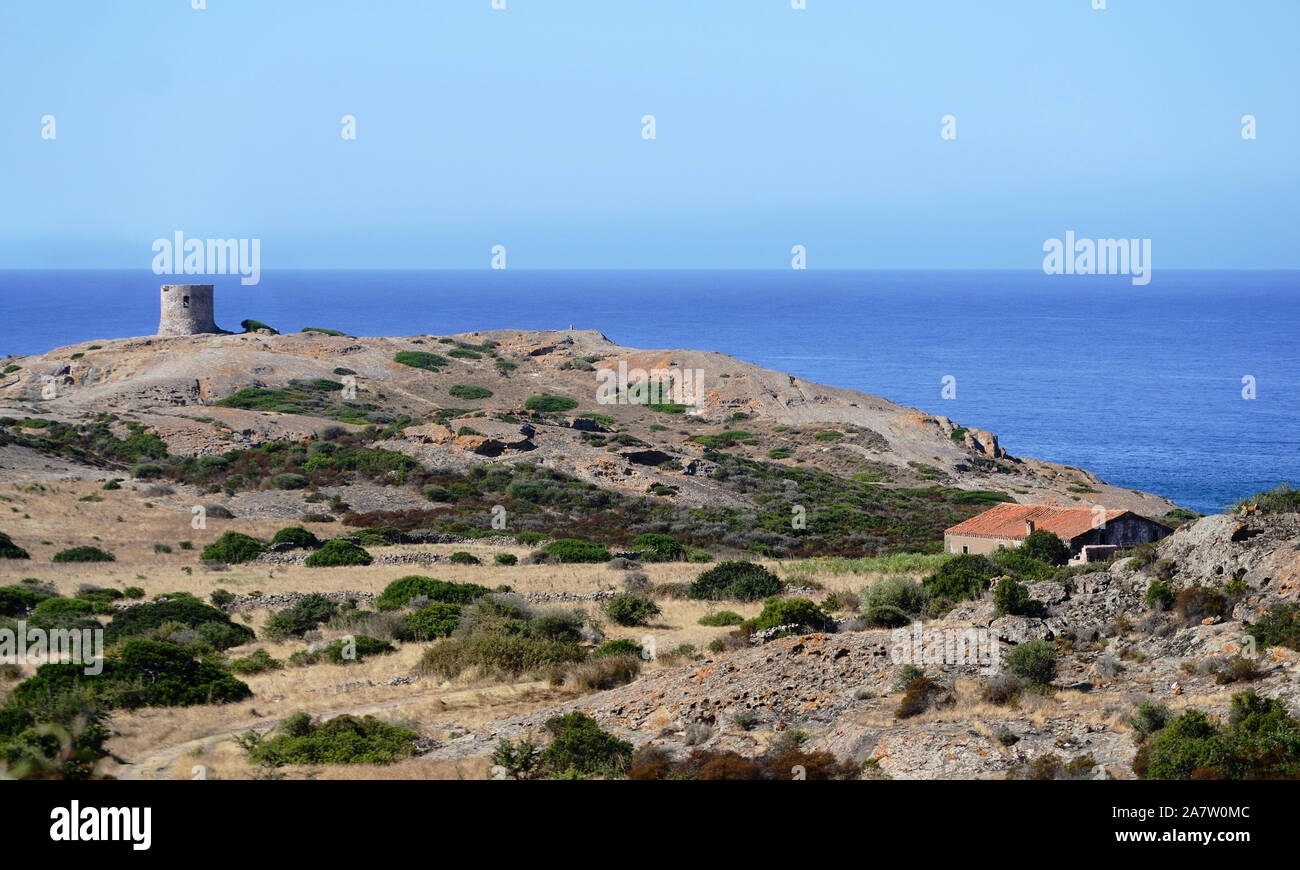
494;553;517;566
544;538;612;564
861;575;928;627
263;594;340;639
228;648;283;675
304;539;372;567
375;576;491;611
448;385;493;400
524;395;579;413
14;640;251;710
993;578;1045;617
632;532;685;562
394;351;448;371
0;532;30;560
1245;602;1300;651
1004;639;1056;686
400;603;462;640
590;638;644;659
103;598;254;650
244;712;417;766
602;593;660;627
1136;690;1300;780
539;712;634;778
1145;580;1176;611
688;561;782;602
751;597;829;632
698;610;745;627
448;551;481;565
200;531;266;565
51;546;115;564
271;526;320;549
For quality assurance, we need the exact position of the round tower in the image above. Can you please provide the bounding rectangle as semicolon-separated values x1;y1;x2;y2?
157;284;219;336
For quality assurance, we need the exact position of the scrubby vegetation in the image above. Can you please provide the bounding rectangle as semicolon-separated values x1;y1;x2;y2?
51;546;115;563
0;532;30;560
688;561;783;602
103;597;255;650
241;712;417;767
303;539;373;567
1133;690;1300;779
201;531;267;564
524;395;578;413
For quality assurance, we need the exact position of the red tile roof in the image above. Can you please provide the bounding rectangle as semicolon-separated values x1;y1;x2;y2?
944;502;1128;542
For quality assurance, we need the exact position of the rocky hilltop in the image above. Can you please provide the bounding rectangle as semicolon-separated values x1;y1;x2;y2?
0;328;1178;518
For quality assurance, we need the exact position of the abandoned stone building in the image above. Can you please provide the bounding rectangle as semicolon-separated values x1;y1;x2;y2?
157;284;220;336
943;502;1172;562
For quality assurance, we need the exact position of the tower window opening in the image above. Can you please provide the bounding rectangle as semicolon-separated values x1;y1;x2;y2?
182;295;190;308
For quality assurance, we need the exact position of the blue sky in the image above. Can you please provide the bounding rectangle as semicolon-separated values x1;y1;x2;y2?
1;0;1297;269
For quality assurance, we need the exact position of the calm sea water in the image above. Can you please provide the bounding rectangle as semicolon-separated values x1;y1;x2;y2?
1;269;1296;514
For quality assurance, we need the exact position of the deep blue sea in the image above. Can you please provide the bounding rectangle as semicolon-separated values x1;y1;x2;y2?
2;270;1296;515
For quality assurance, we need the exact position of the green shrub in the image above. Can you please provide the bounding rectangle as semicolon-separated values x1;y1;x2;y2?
1004;639;1056;686
271;526;320;549
922;554;995;603
104;598;255;649
304;540;372;567
448;385;493;400
515;531;546;546
0;584;48;616
1020;529;1070;566
400;603;462;640
1234;483;1300;515
688;561;783;602
419;633;584;679
1139;691;1300;780
524;395;578;413
51;546;115;564
209;588;236;608
494;553;518;566
0;532;30;560
245;713;417;766
602;593;661;627
449;551;481;565
200;531;267;564
861;576;928;627
14;639;251;710
1145;580;1176;612
240;319;277;333
267;473;309;490
422;484;452;502
698;610;745;627
229;648;283;675
394;350;448;371
590;638;644;659
632;532;685;562
1173;584;1227;625
544;538;612;564
303;327;347;336
1245;602;1300;651
122;586;146;600
263;594;340;638
375;576;491;611
752;597;829;632
540;712;633;778
993;578;1044;617
322;635;395;664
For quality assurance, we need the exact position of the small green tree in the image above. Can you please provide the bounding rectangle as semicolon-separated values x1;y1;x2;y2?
1020;529;1070;566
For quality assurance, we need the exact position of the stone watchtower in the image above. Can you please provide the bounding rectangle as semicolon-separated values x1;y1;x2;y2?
157;284;220;336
